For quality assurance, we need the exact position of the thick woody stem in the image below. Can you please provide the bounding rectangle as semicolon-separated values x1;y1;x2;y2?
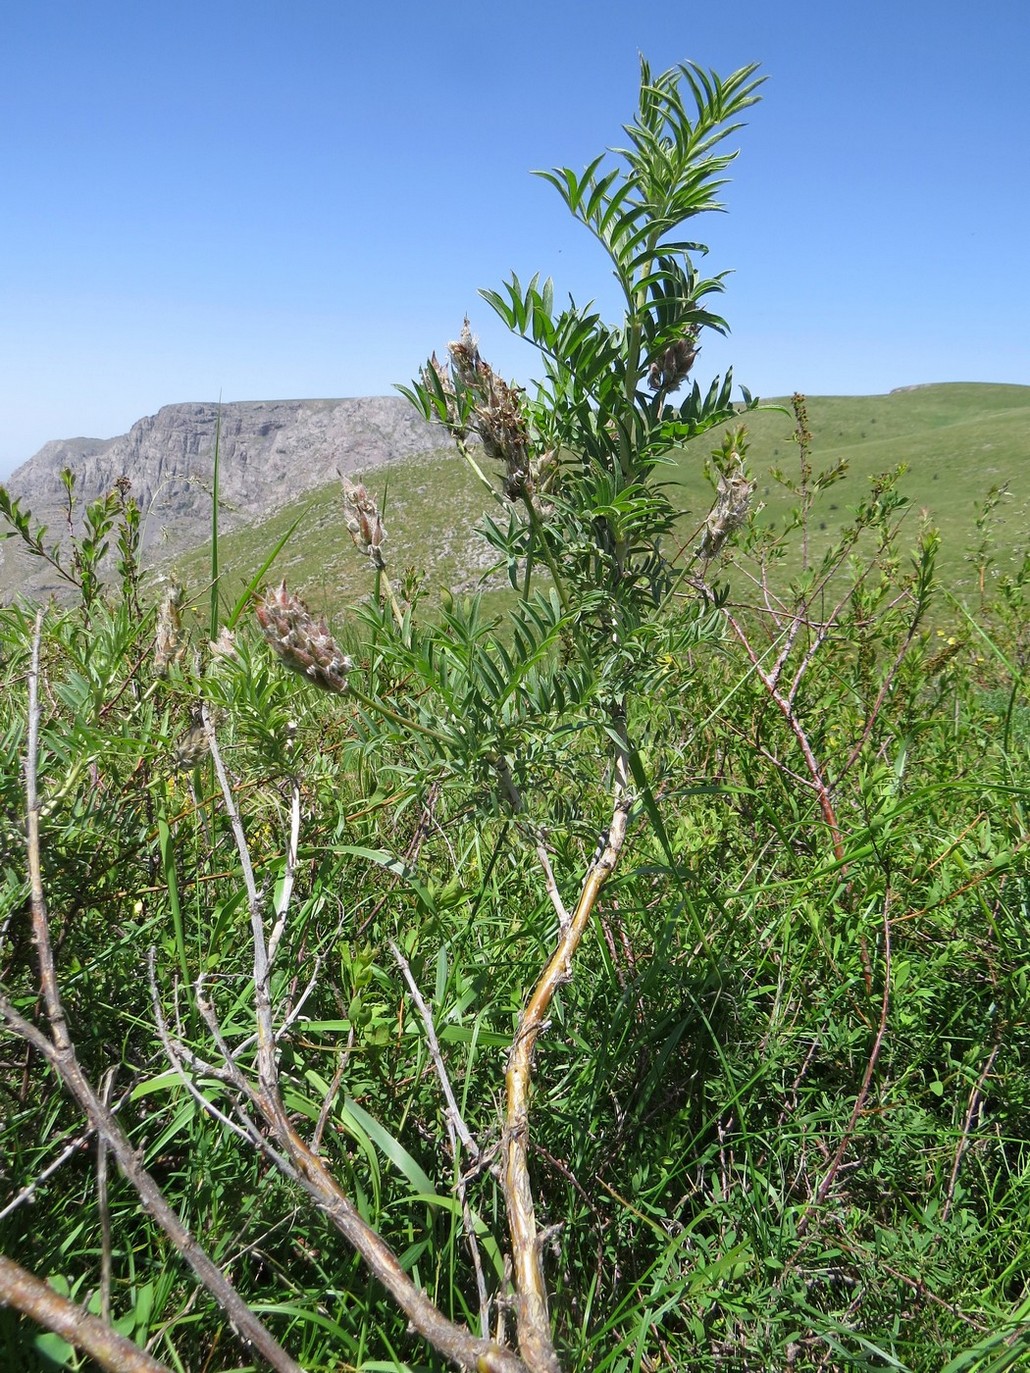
503;734;631;1373
0;1254;170;1373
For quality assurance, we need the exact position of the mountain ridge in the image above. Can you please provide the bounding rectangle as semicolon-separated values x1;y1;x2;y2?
0;396;451;601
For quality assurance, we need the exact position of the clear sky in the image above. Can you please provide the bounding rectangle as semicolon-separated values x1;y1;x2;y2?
1;0;1028;477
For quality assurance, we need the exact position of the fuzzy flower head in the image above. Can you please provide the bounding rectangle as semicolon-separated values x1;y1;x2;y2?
154;581;186;676
340;476;386;569
255;581;352;693
647;332;699;394
448;319;533;503
698;454;755;561
208;626;238;661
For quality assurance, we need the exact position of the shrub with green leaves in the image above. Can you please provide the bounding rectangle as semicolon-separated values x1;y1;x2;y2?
1;56;1029;1373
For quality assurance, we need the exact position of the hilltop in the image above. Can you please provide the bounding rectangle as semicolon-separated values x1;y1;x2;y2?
172;381;1030;613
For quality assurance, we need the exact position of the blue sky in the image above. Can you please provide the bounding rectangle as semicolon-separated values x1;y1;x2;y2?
1;0;1028;476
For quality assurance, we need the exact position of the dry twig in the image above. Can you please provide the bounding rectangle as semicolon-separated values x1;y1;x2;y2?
0;612;303;1373
0;1253;170;1373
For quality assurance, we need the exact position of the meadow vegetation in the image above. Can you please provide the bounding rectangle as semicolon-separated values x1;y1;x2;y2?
167;381;1030;623
0;58;1028;1373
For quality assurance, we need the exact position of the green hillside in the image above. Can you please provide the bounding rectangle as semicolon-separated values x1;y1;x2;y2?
170;382;1030;615
672;382;1030;591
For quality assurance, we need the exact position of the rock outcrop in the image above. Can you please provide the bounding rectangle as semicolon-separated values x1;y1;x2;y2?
0;397;450;600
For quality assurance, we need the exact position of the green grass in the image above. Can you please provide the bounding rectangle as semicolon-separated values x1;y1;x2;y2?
671;383;1030;591
167;383;1030;617
170;445;494;620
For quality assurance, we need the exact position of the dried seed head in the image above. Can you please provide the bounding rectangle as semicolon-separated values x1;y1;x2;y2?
173;711;209;770
480;374;532;499
447;318;483;389
647;333;699;393
526;449;558;515
255;581;352;693
421;351;470;441
698;456;755;561
209;626;238;660
341;476;386;569
154;582;186;676
444;320;534;502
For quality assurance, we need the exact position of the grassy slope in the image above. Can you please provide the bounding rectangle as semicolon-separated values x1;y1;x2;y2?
671;382;1030;590
169;382;1030;615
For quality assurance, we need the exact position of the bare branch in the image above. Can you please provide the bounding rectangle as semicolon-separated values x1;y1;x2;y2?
724;608;846;865
0;1125;93;1222
97;1066;116;1324
391;940;482;1163
268;721;301;967
0;999;305;1373
0;1253;171;1373
198;707;526;1371
391;940;491;1337
796;894;893;1239
313;1032;353;1153
9;615;304;1373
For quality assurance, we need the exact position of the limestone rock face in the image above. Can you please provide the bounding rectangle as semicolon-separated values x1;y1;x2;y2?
0;397;448;600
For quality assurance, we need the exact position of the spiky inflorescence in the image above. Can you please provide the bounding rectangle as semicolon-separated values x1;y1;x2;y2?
647;331;700;394
698;457;755;561
341;477;386;569
255;581;353;693
447;320;534;502
154;582;186;676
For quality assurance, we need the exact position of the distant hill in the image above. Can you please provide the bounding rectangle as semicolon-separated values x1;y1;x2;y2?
2;383;1027;609
0;397;452;601
171;382;1030;614
681;382;1030;591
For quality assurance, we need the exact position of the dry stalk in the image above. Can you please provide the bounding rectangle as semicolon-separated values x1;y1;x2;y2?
2;612;304;1373
0;1253;170;1373
201;718;527;1373
97;1066;116;1324
724;608;846;865
391;940;491;1338
503;731;632;1373
0;1125;94;1222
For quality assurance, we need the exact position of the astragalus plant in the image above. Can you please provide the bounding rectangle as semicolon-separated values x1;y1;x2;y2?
239;58;764;1372
4;52;1030;1373
0;56;767;1372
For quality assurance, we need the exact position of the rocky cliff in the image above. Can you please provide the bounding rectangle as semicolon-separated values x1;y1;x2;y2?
0;397;451;601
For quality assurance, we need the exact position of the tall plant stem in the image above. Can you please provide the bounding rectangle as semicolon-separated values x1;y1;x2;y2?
209;403;222;642
375;564;407;633
521;497;571;616
503;731;631;1373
